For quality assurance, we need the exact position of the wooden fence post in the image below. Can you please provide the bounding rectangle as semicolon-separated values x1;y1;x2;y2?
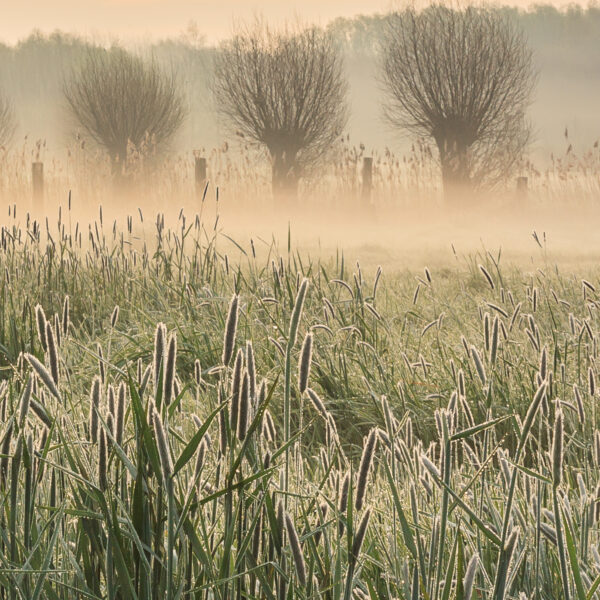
362;157;373;202
32;162;44;210
195;156;207;197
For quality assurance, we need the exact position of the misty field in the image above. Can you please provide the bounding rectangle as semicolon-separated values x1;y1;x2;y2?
0;207;597;600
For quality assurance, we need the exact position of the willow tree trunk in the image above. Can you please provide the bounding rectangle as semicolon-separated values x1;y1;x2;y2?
437;137;472;204
110;149;134;190
271;152;299;201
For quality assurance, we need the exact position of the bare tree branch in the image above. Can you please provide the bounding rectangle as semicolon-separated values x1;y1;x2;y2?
380;5;536;196
64;47;186;177
213;23;349;198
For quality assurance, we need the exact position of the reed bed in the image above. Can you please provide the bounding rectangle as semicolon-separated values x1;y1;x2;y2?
0;206;599;598
1;137;599;214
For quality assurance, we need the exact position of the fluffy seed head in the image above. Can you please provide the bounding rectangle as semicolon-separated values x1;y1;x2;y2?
338;470;350;536
552;408;564;488
458;369;466;397
350;508;371;565
479;264;495;290
110;305;120;328
356;428;378;511
62;295;70;337
194;438;207;485
89;375;101;444
0;422;13;483
421;454;441;480
24;353;61;402
30;400;51;429
298;332;313;394
490;316;499;365
237;370;250;441
218;406;228;455
153;323;167;397
140;364;152;397
152;404;173;483
194;359;202;386
263;410;276;442
288;279;309;349
257;378;266;408
245;341;256;403
53;314;61;347
285;512;306;586
222;294;239;366
18;376;33;430
307;388;328;420
163;333;177;407
471;346;487;387
464;554;479;600
97;344;105;385
314;503;329;546
107;384;115;417
115;382;126;446
275;499;285;553
35;304;48;352
98;429;108;491
539;346;547;381
574;384;585;424
230;350;244;433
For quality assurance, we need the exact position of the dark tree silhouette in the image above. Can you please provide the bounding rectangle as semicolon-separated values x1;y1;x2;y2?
0;93;16;149
64;48;186;177
213;24;349;199
380;6;536;197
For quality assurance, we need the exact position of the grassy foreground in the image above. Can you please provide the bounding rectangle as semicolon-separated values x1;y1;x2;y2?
0;209;598;599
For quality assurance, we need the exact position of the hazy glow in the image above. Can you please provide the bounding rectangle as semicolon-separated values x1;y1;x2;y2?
0;0;585;45
2;0;389;44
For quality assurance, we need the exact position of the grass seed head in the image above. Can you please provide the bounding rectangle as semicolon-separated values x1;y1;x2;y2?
153;323;167;396
285;512;306;586
552;408;564;488
237;370;250;441
356;428;377;511
89;375;101;444
61;295;70;337
25;353;61;402
298;332;313;394
307;388;328;420
35;304;48;352
18;376;33;430
350;508;371;566
222;294;239;366
111;305;120;328
152;403;173;484
98;428;108;491
163;333;177;407
245;341;256;402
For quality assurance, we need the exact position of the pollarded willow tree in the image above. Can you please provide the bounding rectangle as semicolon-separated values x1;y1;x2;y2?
380;6;536;198
64;48;186;179
213;24;349;199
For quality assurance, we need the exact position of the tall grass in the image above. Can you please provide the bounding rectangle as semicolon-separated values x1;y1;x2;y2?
2;136;599;213
0;205;598;598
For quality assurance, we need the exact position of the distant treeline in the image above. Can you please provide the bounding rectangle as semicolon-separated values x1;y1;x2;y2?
0;4;599;157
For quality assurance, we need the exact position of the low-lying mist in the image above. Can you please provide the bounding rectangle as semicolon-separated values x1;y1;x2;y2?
5;178;600;276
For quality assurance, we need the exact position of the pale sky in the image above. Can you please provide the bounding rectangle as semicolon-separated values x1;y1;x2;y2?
0;0;582;45
1;0;390;45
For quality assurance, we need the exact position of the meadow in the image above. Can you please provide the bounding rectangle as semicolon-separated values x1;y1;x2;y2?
0;196;597;600
0;4;599;598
